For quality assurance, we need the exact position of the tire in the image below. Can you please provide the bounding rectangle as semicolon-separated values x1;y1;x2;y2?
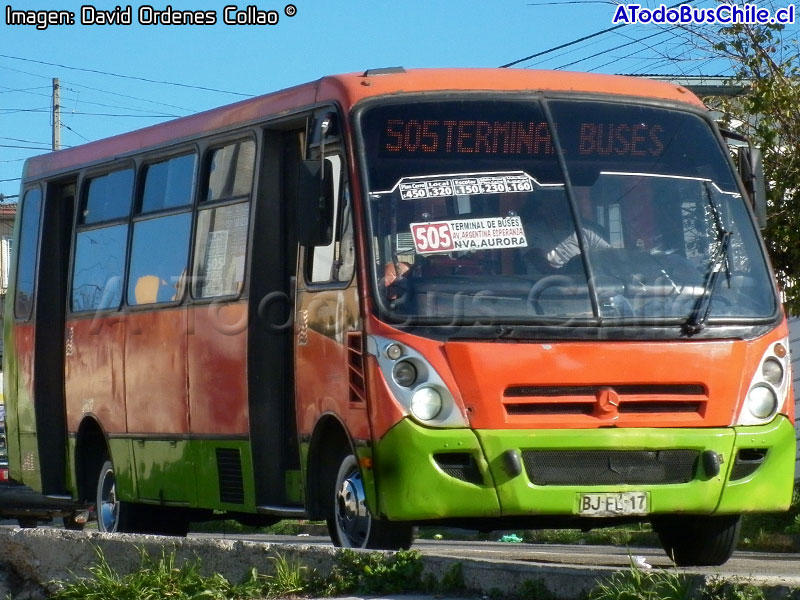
95;459;189;536
652;514;741;566
325;451;414;550
62;515;85;531
95;458;140;533
140;506;190;537
17;517;38;528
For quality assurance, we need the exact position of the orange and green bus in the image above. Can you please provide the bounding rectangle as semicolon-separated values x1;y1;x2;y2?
4;68;794;565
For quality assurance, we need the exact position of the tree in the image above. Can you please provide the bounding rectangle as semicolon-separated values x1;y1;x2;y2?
699;20;800;312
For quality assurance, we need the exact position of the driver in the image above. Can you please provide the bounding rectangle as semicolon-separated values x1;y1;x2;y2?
521;194;610;272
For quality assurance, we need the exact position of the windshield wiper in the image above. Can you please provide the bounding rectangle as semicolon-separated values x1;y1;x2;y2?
683;183;732;335
682;230;731;335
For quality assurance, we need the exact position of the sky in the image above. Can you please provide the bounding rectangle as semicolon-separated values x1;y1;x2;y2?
1;0;796;200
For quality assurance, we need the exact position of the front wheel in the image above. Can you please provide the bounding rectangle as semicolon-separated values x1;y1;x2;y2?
325;452;414;550
652;514;741;566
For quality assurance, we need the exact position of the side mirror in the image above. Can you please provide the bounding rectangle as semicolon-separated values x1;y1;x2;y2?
738;146;767;230
297;159;335;246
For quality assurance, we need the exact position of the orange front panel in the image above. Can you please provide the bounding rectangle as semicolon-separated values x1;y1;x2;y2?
65;317;127;433
124;309;188;434
294;286;367;441
443;338;758;430
187;303;249;435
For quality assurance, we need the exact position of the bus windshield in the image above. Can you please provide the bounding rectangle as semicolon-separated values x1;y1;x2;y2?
360;98;776;326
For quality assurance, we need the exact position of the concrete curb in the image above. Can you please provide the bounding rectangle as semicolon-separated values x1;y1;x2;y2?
1;528;799;599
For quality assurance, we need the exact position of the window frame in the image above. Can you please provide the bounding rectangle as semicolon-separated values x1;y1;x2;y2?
125;150;198;310
302;148;357;290
189;134;257;303
68;163;135;316
13;185;44;322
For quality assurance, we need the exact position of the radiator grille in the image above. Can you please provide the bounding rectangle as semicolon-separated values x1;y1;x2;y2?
216;448;245;504
521;449;699;486
504;384;706;417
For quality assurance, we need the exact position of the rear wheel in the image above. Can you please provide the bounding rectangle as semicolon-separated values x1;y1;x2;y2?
96;459;125;532
95;459;189;535
17;517;38;528
652;514;741;566
325;452;414;550
140;506;190;536
62;515;85;531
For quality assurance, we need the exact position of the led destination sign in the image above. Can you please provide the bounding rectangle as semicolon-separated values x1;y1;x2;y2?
381;118;665;159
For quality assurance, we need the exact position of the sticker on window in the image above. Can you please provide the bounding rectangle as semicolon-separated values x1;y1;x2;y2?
371;171;556;200
410;216;528;254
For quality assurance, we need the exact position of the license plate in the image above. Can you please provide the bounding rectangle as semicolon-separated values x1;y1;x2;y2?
578;492;648;516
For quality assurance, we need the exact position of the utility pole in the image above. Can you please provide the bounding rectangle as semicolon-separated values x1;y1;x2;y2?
52;77;61;151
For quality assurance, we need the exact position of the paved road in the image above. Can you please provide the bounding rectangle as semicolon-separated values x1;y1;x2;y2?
190;532;800;582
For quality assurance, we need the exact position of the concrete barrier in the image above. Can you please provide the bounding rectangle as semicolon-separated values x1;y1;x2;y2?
0;528;799;600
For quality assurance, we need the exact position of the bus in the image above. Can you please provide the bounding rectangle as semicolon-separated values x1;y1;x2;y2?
4;68;794;565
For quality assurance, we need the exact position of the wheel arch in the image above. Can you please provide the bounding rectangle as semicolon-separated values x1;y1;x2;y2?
304;413;354;520
73;416;110;503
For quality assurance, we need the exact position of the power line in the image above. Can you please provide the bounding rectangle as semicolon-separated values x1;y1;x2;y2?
0;53;254;97
66;110;176;118
61;123;90;143
555;29;668;70
60;91;183;117
0;136;51;145
500;23;630;68
0;144;50;150
0;85;51;94
64;80;194;113
0;108;49;114
0;177;21;182
500;0;691;68
0;63;52;80
0;82;185;116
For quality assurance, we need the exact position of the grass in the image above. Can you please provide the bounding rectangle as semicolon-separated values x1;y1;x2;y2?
190;519;326;536
49;546;468;600
48;546;781;600
588;563;693;600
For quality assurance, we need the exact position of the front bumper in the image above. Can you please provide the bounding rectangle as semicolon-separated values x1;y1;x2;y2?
373;416;795;521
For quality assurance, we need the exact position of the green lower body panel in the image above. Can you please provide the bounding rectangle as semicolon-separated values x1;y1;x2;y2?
67;436;258;512
373;416;796;521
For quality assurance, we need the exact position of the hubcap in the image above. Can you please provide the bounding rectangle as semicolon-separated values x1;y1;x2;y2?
335;458;370;547
98;467;119;532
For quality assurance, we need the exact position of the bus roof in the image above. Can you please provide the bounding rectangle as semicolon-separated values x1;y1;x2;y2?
23;68;704;181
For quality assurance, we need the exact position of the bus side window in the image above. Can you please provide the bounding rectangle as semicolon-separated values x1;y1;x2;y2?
14;188;43;320
192;139;255;299
71;169;133;313
306;154;354;284
127;154;195;306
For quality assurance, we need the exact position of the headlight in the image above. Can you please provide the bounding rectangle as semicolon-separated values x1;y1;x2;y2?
410;387;443;421
762;358;784;386
747;384;778;419
369;335;468;427
392;360;418;388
